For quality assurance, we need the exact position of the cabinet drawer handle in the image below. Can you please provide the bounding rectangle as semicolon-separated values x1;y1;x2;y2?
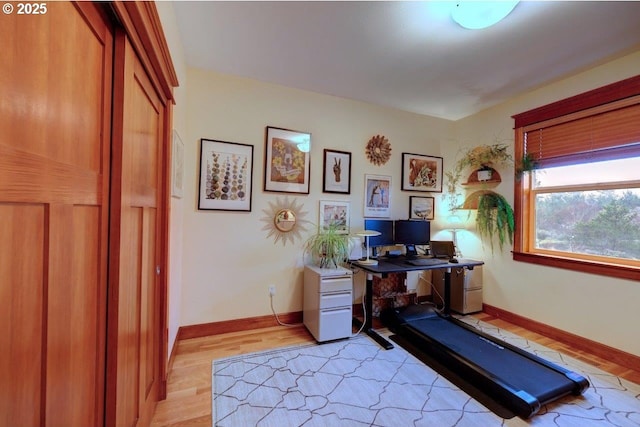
321;307;351;314
322;291;351;297
322;275;351;282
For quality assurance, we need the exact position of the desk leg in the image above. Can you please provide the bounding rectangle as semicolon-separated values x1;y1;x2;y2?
443;268;451;317
363;272;393;350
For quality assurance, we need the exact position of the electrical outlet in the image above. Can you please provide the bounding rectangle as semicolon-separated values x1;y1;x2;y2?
269;285;276;296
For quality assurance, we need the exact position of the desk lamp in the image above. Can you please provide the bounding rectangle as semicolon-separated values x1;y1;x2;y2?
356;230;381;265
447;214;463;258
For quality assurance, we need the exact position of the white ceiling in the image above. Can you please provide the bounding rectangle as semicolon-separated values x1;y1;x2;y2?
172;1;640;121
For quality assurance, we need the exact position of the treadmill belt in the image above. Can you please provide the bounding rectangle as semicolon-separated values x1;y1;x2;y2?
390;333;518;419
407;316;576;403
382;305;589;418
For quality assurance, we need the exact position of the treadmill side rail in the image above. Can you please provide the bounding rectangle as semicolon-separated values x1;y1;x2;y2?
565;371;590;395
513;390;541;416
384;305;590;419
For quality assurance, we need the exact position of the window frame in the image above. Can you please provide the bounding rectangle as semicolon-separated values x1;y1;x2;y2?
512;75;640;281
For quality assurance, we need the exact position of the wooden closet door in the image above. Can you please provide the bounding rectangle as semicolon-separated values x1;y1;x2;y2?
0;2;112;426
108;31;165;427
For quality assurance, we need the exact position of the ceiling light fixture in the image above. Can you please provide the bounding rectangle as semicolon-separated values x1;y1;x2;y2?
452;1;519;30
292;135;310;153
297;140;310;153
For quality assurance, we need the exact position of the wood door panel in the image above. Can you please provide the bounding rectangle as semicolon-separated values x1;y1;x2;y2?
141;207;158;399
0;1;106;172
110;31;164;427
0;2;112;426
127;64;160;205
2;1;172;426
116;206;143;427
0;144;101;205
45;205;104;427
114;207;158;427
0;204;45;427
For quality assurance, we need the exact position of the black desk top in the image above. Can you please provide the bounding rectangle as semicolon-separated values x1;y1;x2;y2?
352;257;483;274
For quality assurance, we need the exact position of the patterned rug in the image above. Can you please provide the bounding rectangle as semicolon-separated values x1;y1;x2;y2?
212;317;640;426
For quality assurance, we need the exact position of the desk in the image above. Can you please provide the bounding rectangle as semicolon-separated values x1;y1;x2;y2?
351;257;484;349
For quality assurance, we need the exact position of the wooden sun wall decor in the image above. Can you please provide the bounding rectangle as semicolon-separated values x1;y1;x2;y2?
366;135;391;166
260;196;310;246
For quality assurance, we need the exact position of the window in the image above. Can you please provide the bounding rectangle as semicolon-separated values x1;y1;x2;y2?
512;75;640;281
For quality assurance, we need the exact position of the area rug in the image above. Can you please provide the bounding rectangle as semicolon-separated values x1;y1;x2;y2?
212;317;640;426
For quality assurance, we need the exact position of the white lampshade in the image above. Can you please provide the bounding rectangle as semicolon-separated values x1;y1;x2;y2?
355;230;381;265
356;230;382;238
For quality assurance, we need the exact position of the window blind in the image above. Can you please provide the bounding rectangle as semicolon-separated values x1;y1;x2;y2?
513;74;640;168
523;99;640;168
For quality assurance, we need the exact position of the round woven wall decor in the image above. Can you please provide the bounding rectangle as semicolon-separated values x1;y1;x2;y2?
365;135;391;166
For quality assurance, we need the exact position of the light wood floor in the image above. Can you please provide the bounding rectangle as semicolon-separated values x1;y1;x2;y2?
150;313;640;427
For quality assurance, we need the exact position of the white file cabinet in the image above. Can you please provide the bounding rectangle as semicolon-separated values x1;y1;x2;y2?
303;265;353;342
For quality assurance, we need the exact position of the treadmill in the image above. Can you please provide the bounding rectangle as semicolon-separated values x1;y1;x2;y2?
381;304;589;418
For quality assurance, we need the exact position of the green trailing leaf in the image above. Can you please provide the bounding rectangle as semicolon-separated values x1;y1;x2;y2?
516;152;539;179
476;192;515;253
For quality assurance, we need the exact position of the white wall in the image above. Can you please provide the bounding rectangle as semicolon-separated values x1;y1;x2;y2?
451;51;640;357
158;2;640;358
181;67;452;326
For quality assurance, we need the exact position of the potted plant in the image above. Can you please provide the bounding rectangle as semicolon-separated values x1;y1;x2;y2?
445;143;515;252
516;152;538;179
456;143;512;181
476;191;515;252
304;221;350;268
445;143;513;209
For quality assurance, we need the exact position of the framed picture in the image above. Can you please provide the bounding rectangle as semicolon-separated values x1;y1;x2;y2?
364;174;391;218
323;149;351;194
171;129;184;199
198;138;254;211
264;126;311;194
401;153;444;193
409;196;435;220
319;200;350;234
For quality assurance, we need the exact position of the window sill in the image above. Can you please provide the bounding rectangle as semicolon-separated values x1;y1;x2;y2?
512;251;640;282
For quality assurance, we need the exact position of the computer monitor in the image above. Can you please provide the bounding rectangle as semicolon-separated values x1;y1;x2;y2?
394;220;431;246
363;219;394;247
394;220;430;257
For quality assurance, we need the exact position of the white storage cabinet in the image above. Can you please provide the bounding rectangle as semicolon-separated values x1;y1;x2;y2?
303;265;353;342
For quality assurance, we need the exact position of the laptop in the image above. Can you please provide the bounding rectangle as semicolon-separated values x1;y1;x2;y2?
429;240;455;259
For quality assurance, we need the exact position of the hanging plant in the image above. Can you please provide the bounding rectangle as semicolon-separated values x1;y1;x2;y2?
445;142;513;211
444;142;516;251
476;191;514;252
